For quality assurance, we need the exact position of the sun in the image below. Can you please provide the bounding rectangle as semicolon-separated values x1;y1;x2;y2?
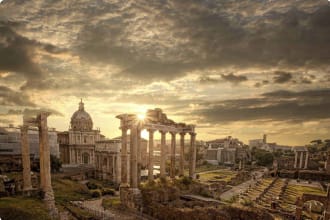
137;114;145;120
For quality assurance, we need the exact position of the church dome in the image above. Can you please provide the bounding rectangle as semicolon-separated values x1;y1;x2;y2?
70;99;93;131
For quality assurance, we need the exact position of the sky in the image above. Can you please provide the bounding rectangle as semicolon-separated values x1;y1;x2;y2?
0;0;329;145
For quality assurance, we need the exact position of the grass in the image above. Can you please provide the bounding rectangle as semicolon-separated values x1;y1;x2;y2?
52;178;92;205
198;169;237;183
102;197;121;209
0;196;51;220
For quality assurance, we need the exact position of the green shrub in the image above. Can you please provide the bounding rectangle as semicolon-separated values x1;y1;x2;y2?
102;188;115;196
86;181;102;190
90;189;102;198
181;176;192;186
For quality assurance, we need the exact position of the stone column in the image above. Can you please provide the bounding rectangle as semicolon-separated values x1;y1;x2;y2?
38;112;58;218
170;132;176;179
294;151;298;169
148;129;155;182
38;113;53;194
299;151;303;169
189;132;196;179
130;125;138;188
160;131;167;178
120;127;128;186
137;127;141;185
304;152;309;169
21;125;32;191
179;133;185;176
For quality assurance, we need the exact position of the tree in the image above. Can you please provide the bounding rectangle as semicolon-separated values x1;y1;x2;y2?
50;155;62;173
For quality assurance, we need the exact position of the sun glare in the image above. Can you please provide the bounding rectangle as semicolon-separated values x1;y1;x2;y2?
137;114;145;120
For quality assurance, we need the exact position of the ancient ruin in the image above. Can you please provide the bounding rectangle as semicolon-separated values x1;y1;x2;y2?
295;185;330;220
21;112;58;218
116;108;196;209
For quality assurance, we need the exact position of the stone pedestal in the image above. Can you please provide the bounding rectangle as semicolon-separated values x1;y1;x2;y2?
120;187;142;210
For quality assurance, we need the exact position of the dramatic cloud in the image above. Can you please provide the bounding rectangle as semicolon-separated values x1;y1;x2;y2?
273;71;293;84
0;0;329;144
194;89;330;124
0;86;35;106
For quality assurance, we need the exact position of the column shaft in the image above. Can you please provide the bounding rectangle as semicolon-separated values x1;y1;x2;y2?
39;113;53;193
137;127;141;185
130;126;138;188
160;131;167;178
170;132;176;179
120;128;128;186
148;130;155;182
304;152;309;169
179;133;185;176
299;151;303;169
189;133;196;179
294;151;298;169
21;125;32;190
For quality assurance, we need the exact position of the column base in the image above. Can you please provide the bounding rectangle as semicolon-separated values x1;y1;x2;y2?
120;187;142;211
42;189;59;219
22;187;38;197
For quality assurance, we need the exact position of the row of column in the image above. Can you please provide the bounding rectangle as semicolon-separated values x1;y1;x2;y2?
294;151;309;169
120;126;197;188
20;113;54;197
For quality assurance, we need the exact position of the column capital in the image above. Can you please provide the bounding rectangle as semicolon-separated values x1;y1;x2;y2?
189;132;196;137
147;128;156;133
159;130;167;135
170;131;177;136
180;132;186;136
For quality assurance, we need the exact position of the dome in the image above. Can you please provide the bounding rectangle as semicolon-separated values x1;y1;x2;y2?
70;99;93;131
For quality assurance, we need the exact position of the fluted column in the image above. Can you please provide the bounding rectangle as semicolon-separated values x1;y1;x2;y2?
304;152;309;169
160;131;167;178
38;113;53;194
170;132;176;179
120;127;128;186
130;125;138;188
137;127;142;185
189;132;196;179
179;133;185;176
21;125;32;191
299;151;303;169
294;151;298;169
148;129;155;182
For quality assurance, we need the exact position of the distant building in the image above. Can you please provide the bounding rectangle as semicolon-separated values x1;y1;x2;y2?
249;134;292;152
205;136;250;166
0;124;59;172
58;100;102;165
0;124;59;158
58;99;148;184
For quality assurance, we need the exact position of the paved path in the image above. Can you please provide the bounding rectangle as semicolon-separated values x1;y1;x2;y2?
219;170;264;201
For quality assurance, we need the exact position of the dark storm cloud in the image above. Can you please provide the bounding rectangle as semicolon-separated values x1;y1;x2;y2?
194;89;330;124
1;0;329;83
221;73;248;84
0;21;68;90
273;71;293;84
71;0;330;81
0;21;43;80
0;86;35;106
